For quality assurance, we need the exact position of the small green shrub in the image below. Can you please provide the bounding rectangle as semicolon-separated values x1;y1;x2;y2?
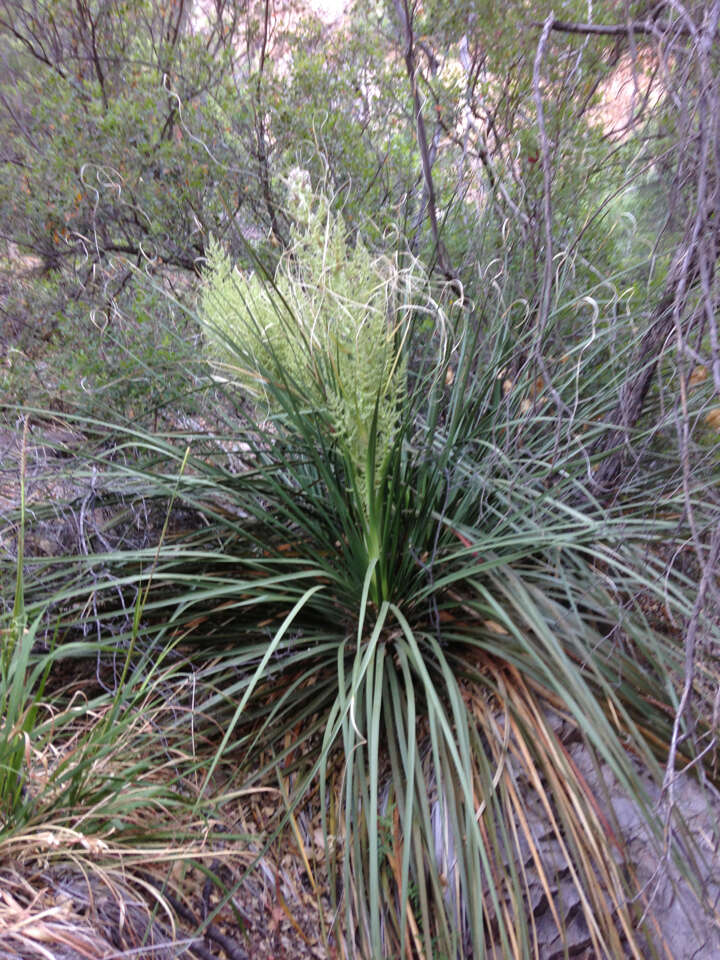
0;264;202;420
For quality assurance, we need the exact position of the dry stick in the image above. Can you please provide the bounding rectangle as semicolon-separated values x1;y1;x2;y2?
533;17;716;39
648;6;720;909
532;14;554;342
254;0;286;248
670;2;720;582
695;3;720;400
585;3;720;498
135;869;248;960
661;522;720;853
427;72;530;235
392;0;457;286
664;1;720;699
531;14;569;431
409;119;442;244
588;239;718;499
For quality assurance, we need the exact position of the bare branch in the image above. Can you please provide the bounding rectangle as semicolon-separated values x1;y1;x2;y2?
392;0;457;285
532;14;554;340
533;17;713;40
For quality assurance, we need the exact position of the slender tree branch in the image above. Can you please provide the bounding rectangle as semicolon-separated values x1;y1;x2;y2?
253;0;286;247
392;0;457;284
532;17;709;39
532;14;554;340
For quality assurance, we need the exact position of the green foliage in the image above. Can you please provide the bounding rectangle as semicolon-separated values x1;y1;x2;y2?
0;4;237;271
1;454;45;827
0;610;49;829
271;15;416;242
0;0;675;422
2;2;719;955
0;263;200;418
18;245;717;955
202;172;431;518
0;525;211;846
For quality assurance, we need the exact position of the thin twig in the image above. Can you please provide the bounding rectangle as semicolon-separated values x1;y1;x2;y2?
532;14;554;341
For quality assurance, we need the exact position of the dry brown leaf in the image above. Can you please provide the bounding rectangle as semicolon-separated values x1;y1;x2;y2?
705;408;720;430
689;365;708;388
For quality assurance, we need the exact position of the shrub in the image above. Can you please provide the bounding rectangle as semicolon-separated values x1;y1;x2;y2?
13;181;718;958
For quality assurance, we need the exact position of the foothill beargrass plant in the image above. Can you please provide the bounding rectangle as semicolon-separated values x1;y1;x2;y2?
4;175;720;958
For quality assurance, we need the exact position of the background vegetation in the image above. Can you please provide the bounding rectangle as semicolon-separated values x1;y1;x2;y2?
1;0;719;957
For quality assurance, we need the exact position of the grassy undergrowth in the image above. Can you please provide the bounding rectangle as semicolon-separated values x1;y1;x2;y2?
2;184;719;959
0;467;318;957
